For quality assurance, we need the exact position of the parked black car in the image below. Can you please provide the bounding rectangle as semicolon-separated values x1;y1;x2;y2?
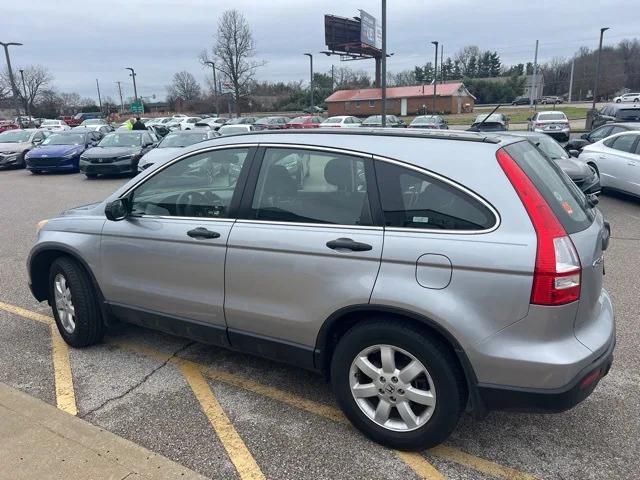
79;131;156;178
408;115;448;129
511;96;535;105
591;103;640;129
508;131;600;195
565;122;640;152
468;113;509;132
361;115;405;128
252;116;291;131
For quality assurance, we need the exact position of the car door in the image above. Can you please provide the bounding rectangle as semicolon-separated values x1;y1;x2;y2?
224;146;383;365
598;134;640;193
99;146;254;342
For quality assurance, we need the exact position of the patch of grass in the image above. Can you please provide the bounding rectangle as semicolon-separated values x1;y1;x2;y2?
441;106;590;126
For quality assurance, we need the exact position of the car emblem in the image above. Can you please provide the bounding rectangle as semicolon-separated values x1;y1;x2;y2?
385;384;395;394
42;154;48;157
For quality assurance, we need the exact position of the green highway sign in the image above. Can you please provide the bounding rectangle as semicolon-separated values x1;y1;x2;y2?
131;101;144;114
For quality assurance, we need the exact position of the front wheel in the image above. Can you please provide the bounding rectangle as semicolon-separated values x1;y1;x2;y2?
48;257;104;347
85;173;97;179
330;320;465;450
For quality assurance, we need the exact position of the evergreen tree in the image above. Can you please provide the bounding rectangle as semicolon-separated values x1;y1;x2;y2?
466;55;478;77
489;51;502;77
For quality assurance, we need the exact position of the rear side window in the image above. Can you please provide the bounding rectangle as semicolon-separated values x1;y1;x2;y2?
504;141;593;234
605;134;638;153
375;161;496;231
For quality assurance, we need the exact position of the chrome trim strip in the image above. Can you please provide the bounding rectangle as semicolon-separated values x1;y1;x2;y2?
135;215;235;222
251;143;373;159
235;219;382;231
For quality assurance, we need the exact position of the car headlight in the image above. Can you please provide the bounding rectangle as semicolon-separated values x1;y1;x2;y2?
63;150;80;159
116;154;134;160
36;219;49;234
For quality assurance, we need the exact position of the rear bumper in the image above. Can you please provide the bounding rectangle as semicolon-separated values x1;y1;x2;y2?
477;335;614;413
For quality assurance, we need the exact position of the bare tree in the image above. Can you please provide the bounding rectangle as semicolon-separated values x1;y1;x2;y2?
59;92;81;111
0;75;10;101
1;64;53;112
166;71;202;102
211;9;264;113
454;45;481;75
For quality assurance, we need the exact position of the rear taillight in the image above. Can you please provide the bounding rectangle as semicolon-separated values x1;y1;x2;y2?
496;148;581;305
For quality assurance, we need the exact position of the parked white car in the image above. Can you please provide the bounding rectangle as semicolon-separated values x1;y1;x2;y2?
194;117;228;131
613;92;640;103
39;119;70;132
320;116;362;128
579;131;640;197
168;117;201;131
527;111;570;141
218;124;253;135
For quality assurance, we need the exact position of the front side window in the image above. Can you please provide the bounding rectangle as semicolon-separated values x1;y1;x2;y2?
130;148;249;218
589;126;612;142
250;148;372;226
376;161;496;231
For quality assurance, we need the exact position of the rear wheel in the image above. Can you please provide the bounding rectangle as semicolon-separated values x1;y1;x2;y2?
85;173;97;179
48;257;104;347
330;320;465;450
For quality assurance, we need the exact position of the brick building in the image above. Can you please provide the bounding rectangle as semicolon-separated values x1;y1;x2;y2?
325;82;475;117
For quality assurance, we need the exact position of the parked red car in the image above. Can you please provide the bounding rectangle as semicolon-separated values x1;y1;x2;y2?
285;115;324;129
0;121;19;133
60;116;82;127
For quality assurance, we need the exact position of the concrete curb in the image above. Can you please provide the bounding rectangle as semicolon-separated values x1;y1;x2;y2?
0;382;207;480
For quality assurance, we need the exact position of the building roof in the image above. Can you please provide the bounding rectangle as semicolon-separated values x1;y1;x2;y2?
325;82;469;103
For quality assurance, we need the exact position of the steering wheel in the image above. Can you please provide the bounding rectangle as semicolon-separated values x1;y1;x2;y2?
176;190;223;217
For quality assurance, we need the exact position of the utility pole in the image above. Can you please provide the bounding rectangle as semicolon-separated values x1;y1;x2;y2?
203;60;218;114
593;27;609;110
115;81;124;114
568;59;575;103
431;41;439;113
96;79;103;114
125;67;138;102
440;44;444;83
381;0;387;127
331;64;335;91
19;69;30;119
530;40;539;109
304;53;314;111
0;41;23;116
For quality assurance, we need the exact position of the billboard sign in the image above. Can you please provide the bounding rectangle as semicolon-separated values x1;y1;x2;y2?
359;9;381;50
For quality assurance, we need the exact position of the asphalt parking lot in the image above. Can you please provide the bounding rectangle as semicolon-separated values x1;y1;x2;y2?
0;168;638;480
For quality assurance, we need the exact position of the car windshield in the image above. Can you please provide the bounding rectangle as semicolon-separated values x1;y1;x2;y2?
42;120;59;125
475;114;502;123
618;109;640;121
412;116;437;124
289;116;310;123
159;132;209;148
323;117;343;124
538;112;566;121
255;118;274;125
529;134;568;160
81;119;103;125
98;133;142;147
363;116;382;123
42;133;85;146
0;130;32;142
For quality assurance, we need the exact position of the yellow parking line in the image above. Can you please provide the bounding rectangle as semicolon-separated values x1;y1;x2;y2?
179;359;265;480
50;324;78;415
0;301;77;415
1;303;537;480
429;446;538;480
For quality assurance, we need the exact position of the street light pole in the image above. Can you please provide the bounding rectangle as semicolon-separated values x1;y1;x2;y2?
96;78;103;114
115;81;124;114
125;67;138;102
592;27;609;111
0;41;23;116
431;41;439;113
304;53;314;111
381;0;387;127
19;69;30;119
203;60;218;114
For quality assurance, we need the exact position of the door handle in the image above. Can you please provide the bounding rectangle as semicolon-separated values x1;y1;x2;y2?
187;227;220;239
326;237;372;252
627;161;638;166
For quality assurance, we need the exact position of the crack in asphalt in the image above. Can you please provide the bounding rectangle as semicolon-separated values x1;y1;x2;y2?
79;341;196;419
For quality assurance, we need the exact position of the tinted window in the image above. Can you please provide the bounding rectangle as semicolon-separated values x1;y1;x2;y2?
617;109;640;121
607;134;638;153
131;148;248;218
537;112;567;121
589;126;612;141
608;126;625;136
376;161;496;231
250;148;372;226
504;141;593;234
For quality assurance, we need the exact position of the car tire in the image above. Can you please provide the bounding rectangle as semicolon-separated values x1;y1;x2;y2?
330;319;465;450
30;169;42;175
635;98;639;103
85;173;97;179
48;257;104;347
17;152;27;169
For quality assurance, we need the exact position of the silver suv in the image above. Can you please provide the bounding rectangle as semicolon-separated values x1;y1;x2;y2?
28;130;615;450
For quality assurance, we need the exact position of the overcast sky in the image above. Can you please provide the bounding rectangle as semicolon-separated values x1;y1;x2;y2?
3;0;637;102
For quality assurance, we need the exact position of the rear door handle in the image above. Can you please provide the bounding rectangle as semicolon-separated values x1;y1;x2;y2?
326;237;372;252
187;227;220;239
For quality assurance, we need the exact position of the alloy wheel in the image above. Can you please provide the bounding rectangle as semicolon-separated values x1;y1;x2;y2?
54;273;76;333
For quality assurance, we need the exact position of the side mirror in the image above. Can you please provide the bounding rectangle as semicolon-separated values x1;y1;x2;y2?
580;133;589;140
587;193;599;207
105;198;129;221
569;149;580;158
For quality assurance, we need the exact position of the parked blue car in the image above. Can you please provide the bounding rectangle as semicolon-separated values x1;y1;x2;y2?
25;131;100;173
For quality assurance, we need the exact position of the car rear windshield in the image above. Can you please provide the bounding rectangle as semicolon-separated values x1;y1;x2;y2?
617;109;640;121
504;141;594;234
538;112;566;121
